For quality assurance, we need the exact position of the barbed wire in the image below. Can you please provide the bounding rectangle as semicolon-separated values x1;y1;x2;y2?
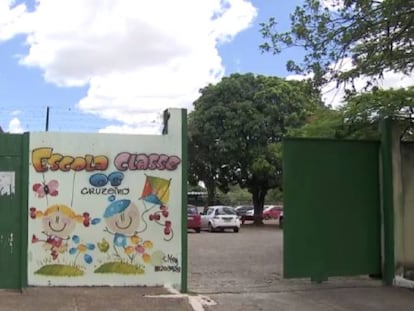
1;106;116;133
0;105;168;134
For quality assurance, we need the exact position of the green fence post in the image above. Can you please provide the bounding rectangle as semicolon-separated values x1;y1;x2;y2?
20;132;29;289
180;109;188;293
380;118;395;285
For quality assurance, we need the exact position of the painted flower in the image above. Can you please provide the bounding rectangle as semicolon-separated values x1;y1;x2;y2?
97;238;110;253
69;235;95;264
143;240;153;249
114;233;127;248
135;245;145;254
124;246;135;255
142;253;151;263
130;234;141;245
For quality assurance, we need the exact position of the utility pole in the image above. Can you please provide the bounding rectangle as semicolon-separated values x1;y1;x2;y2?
45;106;50;131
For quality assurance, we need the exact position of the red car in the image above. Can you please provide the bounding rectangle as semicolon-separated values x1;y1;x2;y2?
262;205;283;220
187;205;201;233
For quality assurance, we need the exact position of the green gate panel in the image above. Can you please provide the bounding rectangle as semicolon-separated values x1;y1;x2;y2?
283;138;381;279
0;134;28;289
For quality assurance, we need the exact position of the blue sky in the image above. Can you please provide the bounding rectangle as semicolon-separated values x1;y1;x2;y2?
219;0;303;77
6;0;413;135
2;0;413;134
0;0;312;134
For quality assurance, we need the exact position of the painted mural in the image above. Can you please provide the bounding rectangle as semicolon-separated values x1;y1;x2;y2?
28;129;183;287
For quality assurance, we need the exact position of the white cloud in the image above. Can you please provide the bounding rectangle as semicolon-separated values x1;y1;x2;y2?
321;71;414;108
321;0;344;10
2;0;257;133
287;57;414;108
8;117;24;133
286;73;313;82
0;0;28;41
99;123;162;135
322;0;383;11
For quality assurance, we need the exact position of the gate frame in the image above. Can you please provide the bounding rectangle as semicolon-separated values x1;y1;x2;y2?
21;133;29;289
380;118;395;285
0;133;29;289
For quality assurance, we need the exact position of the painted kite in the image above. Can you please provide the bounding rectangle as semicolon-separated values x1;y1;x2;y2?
140;175;171;205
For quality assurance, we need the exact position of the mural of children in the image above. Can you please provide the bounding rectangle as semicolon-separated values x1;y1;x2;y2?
103;199;140;259
30;204;90;260
94;198;166;275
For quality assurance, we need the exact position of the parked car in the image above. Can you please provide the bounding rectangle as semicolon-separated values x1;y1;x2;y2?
234;205;253;219
279;210;284;228
240;208;255;224
201;205;240;232
262;205;283;220
187;205;201;233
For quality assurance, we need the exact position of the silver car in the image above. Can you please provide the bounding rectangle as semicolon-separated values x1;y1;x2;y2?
201;205;240;233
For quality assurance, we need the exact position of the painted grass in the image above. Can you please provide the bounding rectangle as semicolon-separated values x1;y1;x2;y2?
35;264;84;276
94;262;145;274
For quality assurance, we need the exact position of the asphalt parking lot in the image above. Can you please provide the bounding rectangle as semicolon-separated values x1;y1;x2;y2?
188;220;414;311
188;219;284;294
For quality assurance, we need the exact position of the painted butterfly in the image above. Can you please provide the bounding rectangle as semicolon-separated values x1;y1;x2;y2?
32;180;59;198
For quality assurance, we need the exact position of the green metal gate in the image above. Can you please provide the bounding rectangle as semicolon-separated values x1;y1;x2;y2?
0;134;28;289
283;138;381;281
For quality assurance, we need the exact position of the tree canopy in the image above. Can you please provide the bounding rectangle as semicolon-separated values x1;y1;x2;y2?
188;73;322;223
289;86;414;140
260;0;414;91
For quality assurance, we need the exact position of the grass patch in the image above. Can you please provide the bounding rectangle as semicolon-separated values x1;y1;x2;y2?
94;262;145;274
35;264;84;276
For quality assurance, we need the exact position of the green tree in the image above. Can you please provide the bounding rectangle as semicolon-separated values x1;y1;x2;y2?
266;187;284;204
216;185;252;206
288;105;380;139
343;87;414;139
289;87;414;140
287;107;345;138
188;73;322;224
344;87;414;120
188;111;227;206
260;0;414;90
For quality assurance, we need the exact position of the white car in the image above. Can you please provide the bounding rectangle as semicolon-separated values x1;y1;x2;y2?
201;205;240;233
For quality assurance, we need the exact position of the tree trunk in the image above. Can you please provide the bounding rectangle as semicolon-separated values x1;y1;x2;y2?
204;178;216;206
252;187;267;226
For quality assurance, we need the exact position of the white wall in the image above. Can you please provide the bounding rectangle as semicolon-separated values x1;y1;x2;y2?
27;109;184;288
